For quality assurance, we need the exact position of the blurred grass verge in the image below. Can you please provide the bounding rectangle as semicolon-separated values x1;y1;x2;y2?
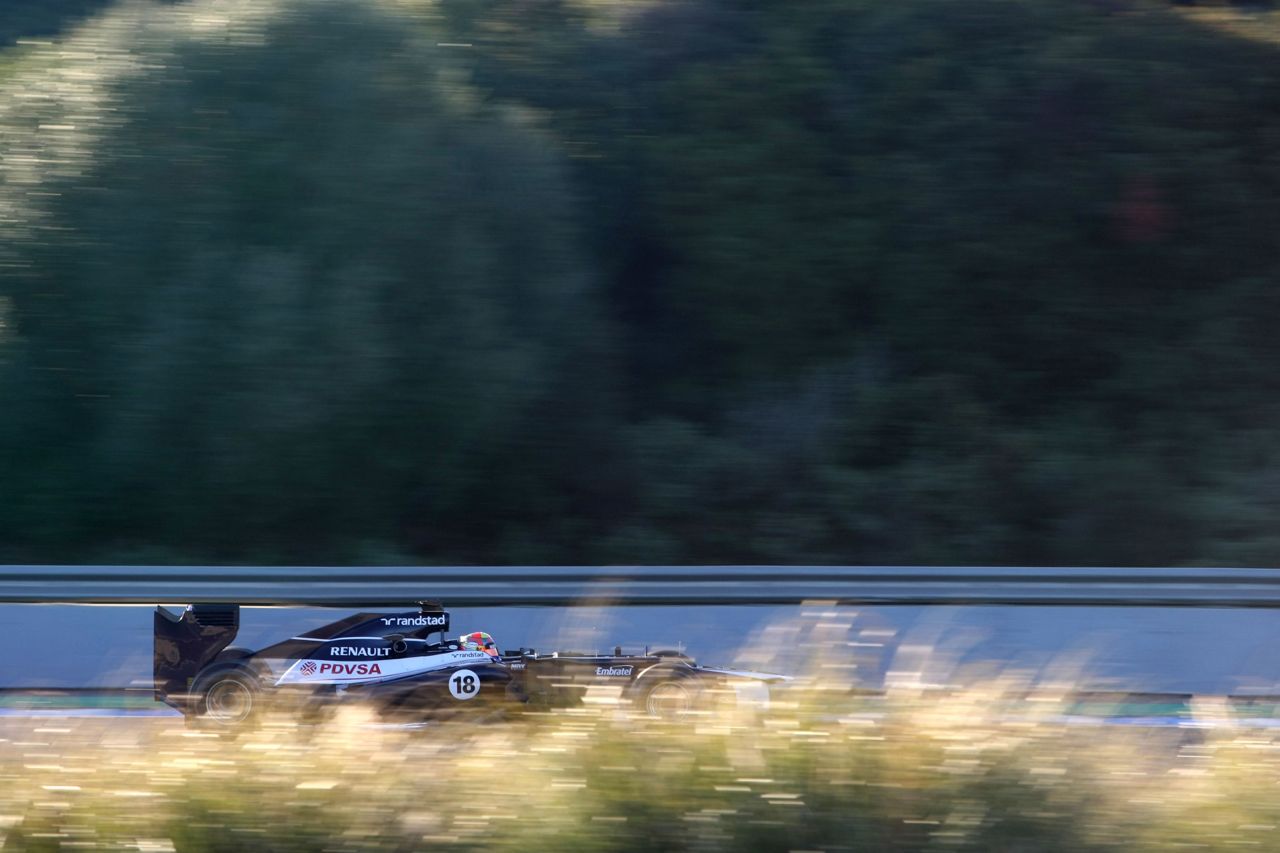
2;677;1279;852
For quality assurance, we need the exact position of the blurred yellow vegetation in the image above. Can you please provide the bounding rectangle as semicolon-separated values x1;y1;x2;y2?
5;676;1280;852
1174;6;1280;46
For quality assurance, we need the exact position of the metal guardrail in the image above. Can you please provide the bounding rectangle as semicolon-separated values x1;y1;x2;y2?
1;565;1279;607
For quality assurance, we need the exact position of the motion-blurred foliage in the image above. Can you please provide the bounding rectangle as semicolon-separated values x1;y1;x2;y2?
2;0;1280;564
3;682;1280;852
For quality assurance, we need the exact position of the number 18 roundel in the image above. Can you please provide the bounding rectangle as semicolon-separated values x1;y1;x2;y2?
449;669;480;700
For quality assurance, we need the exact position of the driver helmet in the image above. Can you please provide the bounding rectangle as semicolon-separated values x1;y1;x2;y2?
459;631;501;660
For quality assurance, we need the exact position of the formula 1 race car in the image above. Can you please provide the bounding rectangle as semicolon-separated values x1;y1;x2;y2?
154;602;787;727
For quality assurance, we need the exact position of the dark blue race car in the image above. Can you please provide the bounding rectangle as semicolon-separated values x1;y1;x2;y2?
154;602;787;727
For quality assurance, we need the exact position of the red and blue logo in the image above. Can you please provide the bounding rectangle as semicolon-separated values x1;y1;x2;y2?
300;660;317;677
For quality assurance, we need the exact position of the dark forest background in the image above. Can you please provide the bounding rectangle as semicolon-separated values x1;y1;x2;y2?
2;0;1280;566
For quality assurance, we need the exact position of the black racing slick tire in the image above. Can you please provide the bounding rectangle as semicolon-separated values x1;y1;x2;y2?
191;667;261;729
212;646;255;664
640;677;704;719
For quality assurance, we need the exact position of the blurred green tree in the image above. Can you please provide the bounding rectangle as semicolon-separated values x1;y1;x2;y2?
4;0;1280;566
0;0;604;561
434;0;1280;565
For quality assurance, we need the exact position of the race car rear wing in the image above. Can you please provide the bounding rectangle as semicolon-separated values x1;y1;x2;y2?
153;604;240;705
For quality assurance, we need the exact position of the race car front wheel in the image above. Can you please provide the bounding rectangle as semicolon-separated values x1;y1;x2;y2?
192;668;260;728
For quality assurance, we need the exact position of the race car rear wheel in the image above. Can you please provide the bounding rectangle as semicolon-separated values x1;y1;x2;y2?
643;679;701;718
192;668;260;728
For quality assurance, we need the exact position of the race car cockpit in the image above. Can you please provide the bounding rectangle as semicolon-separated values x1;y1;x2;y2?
459;631;501;661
